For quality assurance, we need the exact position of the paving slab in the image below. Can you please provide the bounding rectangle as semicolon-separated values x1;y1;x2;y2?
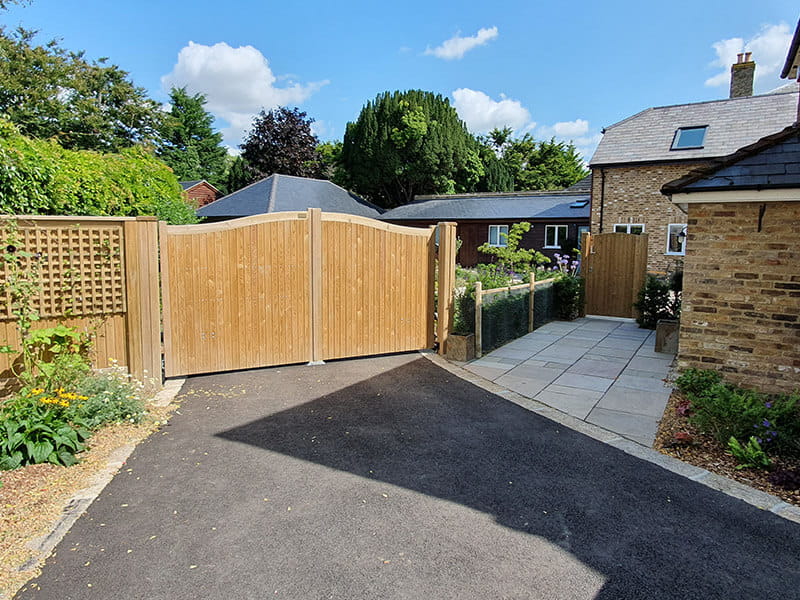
495;374;553;398
534;386;602;419
627;356;674;373
552;372;615;393
567;358;627;379
595;384;672;418
586;408;659;446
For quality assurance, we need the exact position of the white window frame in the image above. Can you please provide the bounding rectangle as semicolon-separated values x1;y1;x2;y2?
544;225;568;249
487;224;509;247
613;223;645;234
666;223;687;255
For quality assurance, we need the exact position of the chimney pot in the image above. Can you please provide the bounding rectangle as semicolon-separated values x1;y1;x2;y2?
744;51;752;62
737;53;744;64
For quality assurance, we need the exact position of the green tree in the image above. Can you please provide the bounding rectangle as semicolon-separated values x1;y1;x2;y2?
157;87;228;189
224;155;255;193
317;140;344;183
0;119;196;224
0;27;164;152
240;107;322;180
477;222;548;274
502;135;587;190
339;90;484;208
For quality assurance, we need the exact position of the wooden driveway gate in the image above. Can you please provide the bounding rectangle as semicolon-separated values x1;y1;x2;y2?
582;233;648;319
160;210;442;377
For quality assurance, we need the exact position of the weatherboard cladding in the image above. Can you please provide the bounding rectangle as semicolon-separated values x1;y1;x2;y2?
590;89;799;166
196;174;382;219
379;193;591;221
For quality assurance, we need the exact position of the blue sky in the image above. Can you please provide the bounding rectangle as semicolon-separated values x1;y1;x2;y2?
3;0;798;160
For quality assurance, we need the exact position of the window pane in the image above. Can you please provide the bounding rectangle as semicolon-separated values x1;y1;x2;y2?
557;226;567;243
630;225;644;235
668;224;685;253
614;224;626;233
673;127;707;149
498;225;508;246
546;227;555;246
489;226;497;245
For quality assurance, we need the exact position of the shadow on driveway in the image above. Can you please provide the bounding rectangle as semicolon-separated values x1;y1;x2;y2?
15;354;800;600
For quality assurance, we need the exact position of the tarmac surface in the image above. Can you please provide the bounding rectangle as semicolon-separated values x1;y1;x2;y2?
14;353;800;599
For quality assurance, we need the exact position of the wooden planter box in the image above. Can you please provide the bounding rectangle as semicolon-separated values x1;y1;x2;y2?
447;333;476;362
655;319;679;354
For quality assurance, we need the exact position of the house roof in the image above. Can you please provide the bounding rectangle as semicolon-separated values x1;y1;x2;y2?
589;88;799;166
566;173;592;191
196;174;382;219
781;19;800;79
380;191;591;221
661;123;800;194
180;180;221;193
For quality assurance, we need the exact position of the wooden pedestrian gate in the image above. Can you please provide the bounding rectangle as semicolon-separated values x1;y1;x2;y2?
582;233;648;319
159;210;443;377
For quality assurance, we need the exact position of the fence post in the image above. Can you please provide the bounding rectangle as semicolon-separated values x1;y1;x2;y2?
528;272;536;332
475;281;482;358
124;217;161;389
308;208;324;364
436;221;457;355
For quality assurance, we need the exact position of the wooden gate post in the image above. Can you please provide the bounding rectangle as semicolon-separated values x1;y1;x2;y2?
528;273;535;332
474;281;482;358
437;222;457;355
124;217;162;388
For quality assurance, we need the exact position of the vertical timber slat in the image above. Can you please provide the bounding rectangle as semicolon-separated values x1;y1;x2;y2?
528;275;535;332
475;281;483;358
309;208;323;363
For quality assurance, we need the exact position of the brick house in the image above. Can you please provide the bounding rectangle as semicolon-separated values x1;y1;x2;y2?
661;123;800;394
589;56;798;273
180;180;222;207
381;188;590;267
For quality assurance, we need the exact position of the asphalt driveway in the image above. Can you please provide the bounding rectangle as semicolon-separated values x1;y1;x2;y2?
14;353;800;599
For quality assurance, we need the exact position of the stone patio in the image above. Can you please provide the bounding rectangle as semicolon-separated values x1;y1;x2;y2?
463;318;675;446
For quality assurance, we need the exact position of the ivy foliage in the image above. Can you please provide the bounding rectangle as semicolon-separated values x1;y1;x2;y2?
0;119;197;223
339;90;484;208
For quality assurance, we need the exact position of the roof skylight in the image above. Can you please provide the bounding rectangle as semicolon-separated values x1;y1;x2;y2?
671;126;707;150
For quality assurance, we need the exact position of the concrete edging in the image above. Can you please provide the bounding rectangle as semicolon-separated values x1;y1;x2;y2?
12;378;186;582
421;351;800;525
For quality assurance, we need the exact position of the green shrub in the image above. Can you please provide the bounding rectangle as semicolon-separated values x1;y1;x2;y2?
481;290;529;352
0;392;90;469
553;274;584;320
633;274;677;329
70;368;146;430
675;368;722;397
728;436;772;470
453;283;476;335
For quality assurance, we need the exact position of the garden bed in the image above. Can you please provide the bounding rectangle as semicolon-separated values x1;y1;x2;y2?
0;401;176;598
655;390;800;508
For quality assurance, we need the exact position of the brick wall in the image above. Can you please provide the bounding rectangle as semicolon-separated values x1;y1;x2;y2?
678;201;800;394
591;162;708;272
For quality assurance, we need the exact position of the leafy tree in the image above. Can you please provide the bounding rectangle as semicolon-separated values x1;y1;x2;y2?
502;135;587;190
224;156;256;193
317;140;344;182
477;222;548;274
157;87;228;189
0;27;164;152
0;119;196;224
339;90;484;208
240;107;322;180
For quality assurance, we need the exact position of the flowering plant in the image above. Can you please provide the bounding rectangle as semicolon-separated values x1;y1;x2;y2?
550;253;580;276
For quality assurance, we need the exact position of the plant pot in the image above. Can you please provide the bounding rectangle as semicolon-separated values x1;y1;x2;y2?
447;333;475;362
655;319;679;354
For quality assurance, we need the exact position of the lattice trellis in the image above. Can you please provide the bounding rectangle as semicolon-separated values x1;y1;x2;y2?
0;224;126;320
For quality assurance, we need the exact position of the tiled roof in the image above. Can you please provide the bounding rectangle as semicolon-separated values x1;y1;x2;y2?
566;174;592;191
662;124;800;193
196;174;382;219
380;191;591;221
590;87;799;166
179;180;203;190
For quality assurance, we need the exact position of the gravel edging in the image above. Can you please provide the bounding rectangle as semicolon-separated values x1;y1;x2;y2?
3;378;185;599
421;351;800;525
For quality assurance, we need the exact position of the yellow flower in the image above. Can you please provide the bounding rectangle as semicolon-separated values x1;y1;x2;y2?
29;388;45;396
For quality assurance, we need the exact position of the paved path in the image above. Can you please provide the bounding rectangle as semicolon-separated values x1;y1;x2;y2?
464;318;674;445
15;354;800;600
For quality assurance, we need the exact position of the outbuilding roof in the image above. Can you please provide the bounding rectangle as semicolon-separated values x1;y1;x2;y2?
380;191;590;221
590;88;799;166
197;174;382;219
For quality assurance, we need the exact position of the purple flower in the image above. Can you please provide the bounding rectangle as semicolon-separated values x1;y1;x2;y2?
762;419;771;427
765;402;773;409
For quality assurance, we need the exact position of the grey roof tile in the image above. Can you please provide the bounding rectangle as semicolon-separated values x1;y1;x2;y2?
380;192;591;221
590;88;799;166
197;174;382;219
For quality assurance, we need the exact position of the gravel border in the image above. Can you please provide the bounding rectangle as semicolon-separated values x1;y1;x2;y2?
423;351;800;525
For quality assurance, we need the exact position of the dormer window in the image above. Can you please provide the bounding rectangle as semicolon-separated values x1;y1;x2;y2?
671;126;707;150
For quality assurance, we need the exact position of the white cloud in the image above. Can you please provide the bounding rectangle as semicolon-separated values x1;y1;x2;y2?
161;41;328;147
705;23;793;92
538;119;590;139
425;26;498;60
451;88;533;134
